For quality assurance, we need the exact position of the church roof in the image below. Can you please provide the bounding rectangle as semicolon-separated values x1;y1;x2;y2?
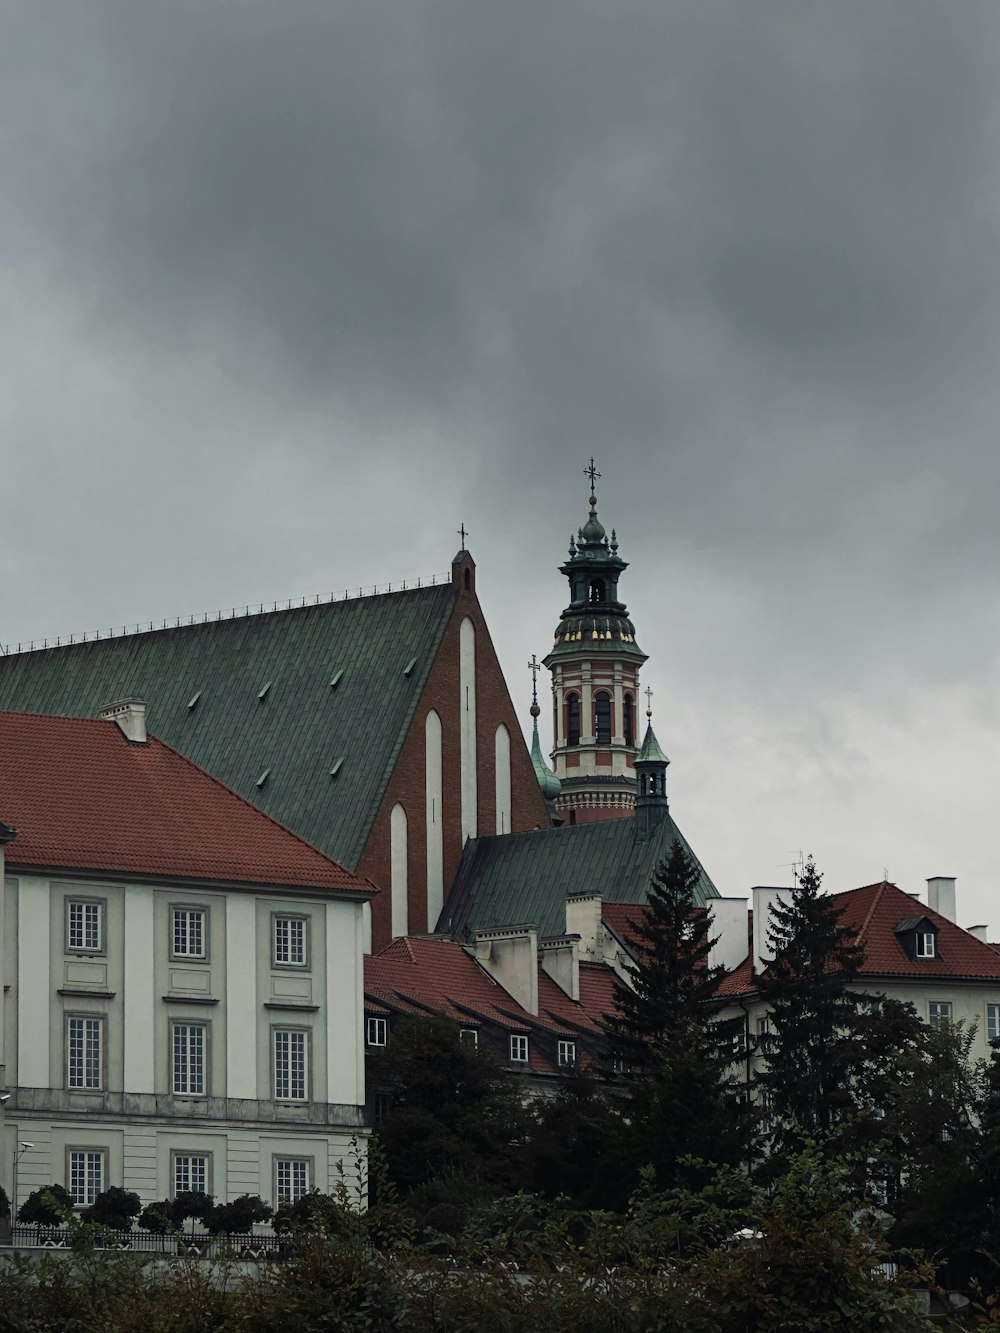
440;813;719;942
0;584;456;871
0;709;372;894
636;720;669;766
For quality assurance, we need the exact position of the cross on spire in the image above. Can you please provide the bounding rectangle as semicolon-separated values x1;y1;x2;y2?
528;653;540;705
644;685;654;718
584;457;601;495
458;523;468;552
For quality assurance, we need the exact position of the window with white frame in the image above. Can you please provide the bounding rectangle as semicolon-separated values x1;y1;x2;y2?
68;1149;105;1206
171;907;207;960
173;1153;209;1196
557;1039;576;1068
66;899;103;953
273;1029;308;1100
366;1017;387;1047
172;1023;207;1095
67;1016;103;1089
460;1028;478;1049
929;1000;953;1028
273;915;308;967
276;1158;310;1204
509;1034;529;1064
916;932;936;959
989;1003;1000;1044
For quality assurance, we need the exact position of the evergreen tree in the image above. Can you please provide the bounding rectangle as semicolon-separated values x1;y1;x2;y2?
609;838;752;1188
608;838;728;1072
757;855;866;1145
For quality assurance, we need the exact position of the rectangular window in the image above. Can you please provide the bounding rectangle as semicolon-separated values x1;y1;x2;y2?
929;1001;953;1028
988;1003;1000;1044
557;1039;576;1068
66;899;102;953
916;932;936;959
173;1153;209;1196
366;1017;387;1047
273;1029;308;1100
67;1016;103;1090
171;908;207;960
373;1093;390;1126
68;1149;105;1206
276;1158;310;1205
510;1034;529;1064
460;1028;478;1048
273;915;307;967
172;1023;207;1096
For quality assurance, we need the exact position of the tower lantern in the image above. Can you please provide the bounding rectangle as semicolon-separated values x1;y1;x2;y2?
541;464;647;823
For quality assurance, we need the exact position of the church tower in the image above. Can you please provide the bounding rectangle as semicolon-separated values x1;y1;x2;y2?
542;462;648;823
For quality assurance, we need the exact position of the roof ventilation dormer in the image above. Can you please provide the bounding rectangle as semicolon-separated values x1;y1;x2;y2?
98;699;147;744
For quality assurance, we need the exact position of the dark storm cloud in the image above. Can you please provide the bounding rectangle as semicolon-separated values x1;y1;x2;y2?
3;1;1000;918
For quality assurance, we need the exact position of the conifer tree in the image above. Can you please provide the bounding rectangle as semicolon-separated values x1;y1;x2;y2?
609;838;751;1187
756;855;866;1144
608;838;727;1073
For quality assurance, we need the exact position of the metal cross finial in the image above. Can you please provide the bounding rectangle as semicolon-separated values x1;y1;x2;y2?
528;653;540;706
584;457;601;494
644;685;653;718
458;523;468;552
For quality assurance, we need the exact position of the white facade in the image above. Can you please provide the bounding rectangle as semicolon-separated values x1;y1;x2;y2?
0;858;367;1214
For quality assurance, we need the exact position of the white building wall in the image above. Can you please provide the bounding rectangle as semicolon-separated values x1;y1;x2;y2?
17;876;50;1088
390;804;408;937
425;710;444;931
226;895;258;1100
494;723;511;835
123;885;155;1093
459;617;478;841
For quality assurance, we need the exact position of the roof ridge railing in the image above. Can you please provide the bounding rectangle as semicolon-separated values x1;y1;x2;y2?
2;572;451;656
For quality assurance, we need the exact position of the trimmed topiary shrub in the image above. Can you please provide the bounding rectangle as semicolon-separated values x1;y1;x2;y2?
82;1186;142;1231
18;1184;73;1226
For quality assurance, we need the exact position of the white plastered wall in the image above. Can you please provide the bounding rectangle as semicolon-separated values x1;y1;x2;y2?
425;710;444;930
390;803;408;937
494;723;511;835
459;617;478;841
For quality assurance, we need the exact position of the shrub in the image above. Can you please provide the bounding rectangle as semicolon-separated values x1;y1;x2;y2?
137;1199;176;1235
272;1190;346;1237
0;1185;10;1221
18;1184;74;1226
82;1186;142;1231
207;1193;272;1234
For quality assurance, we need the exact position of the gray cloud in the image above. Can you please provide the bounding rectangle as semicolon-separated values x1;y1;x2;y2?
3;0;1000;923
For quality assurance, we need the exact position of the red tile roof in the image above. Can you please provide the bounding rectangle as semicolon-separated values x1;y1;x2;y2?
718;882;1000;999
0;710;373;894
601;901;650;958
364;937;619;1073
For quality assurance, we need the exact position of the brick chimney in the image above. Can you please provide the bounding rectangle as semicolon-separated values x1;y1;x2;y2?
98;699;147;744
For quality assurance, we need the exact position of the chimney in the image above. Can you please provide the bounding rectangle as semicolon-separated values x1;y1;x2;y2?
98;699;147;744
927;876;956;923
967;924;989;943
540;935;580;1001
565;895;603;959
751;886;794;974
474;925;538;1015
707;898;750;973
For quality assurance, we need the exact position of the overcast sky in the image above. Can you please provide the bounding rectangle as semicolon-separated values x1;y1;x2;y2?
3;2;1000;928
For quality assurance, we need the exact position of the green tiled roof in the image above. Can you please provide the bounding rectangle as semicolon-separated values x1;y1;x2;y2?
637;721;669;766
439;812;718;942
0;585;456;870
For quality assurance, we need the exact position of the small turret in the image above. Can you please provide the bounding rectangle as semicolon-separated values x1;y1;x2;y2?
634;694;669;841
528;654;561;804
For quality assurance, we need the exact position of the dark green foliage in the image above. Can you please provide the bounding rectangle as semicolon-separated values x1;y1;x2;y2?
757;855;868;1144
0;1184;9;1220
608;838;727;1071
528;1070;631;1210
137;1190;214;1235
82;1186;142;1231
137;1198;175;1235
272;1189;344;1236
207;1192;272;1234
18;1183;73;1225
370;1013;532;1231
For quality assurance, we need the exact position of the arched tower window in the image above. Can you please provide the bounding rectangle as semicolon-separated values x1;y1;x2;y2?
566;693;581;746
623;693;634;747
595;691;611;745
589;578;605;603
464;568;471;591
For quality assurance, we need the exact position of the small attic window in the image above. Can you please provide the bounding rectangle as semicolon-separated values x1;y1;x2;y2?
403;657;417;677
893;916;939;962
329;669;344;689
187;690;202;711
329;757;344;778
258;681;273;701
256;768;270;788
916;931;936;959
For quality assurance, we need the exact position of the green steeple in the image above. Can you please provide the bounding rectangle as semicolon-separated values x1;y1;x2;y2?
527;653;560;801
546;484;646;665
637;719;669;766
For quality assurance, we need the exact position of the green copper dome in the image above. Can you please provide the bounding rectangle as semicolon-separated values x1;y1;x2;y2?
530;716;561;801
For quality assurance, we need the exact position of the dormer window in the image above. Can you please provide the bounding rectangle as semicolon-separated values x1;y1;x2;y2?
892;915;939;963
